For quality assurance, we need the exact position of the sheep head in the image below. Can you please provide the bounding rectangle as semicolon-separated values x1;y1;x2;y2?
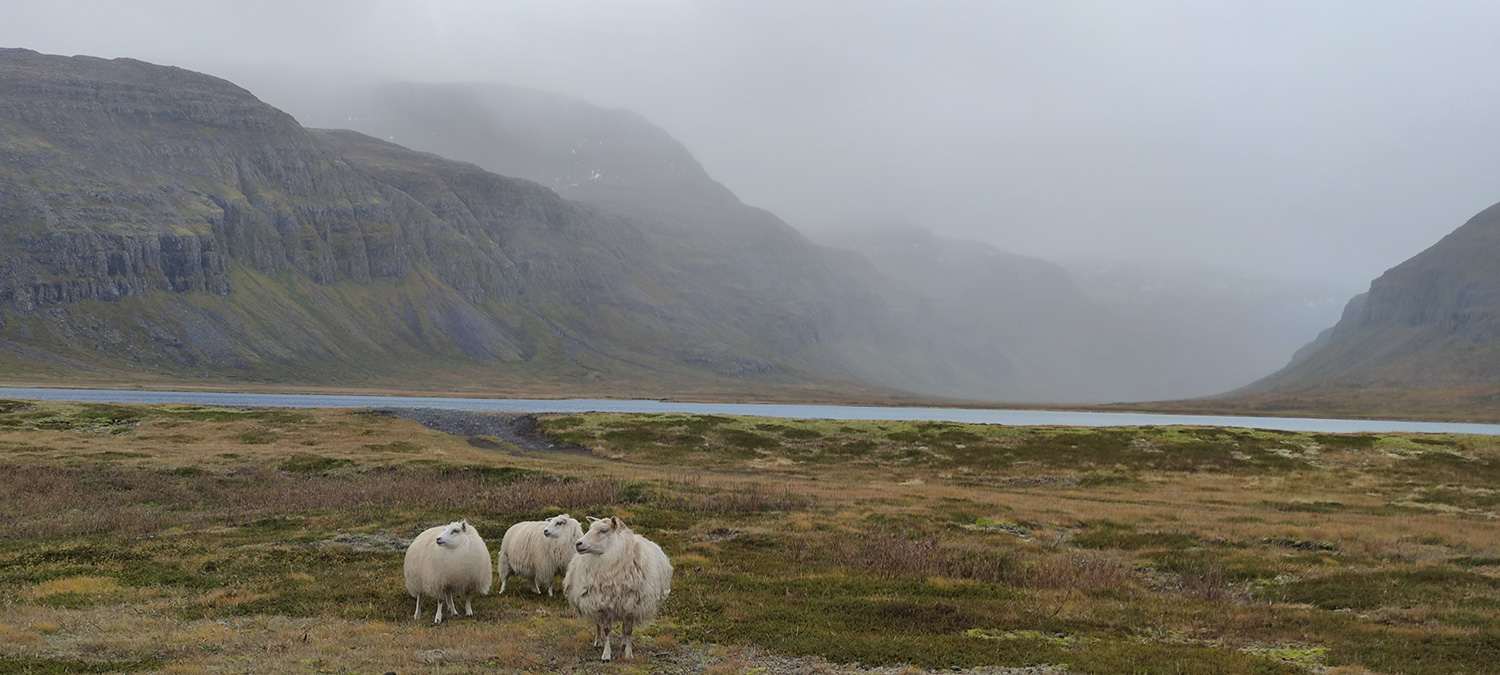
434;520;471;548
542;514;576;538
575;516;631;555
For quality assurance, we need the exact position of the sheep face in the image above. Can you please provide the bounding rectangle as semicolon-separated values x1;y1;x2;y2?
575;516;628;555
542;514;575;539
434;520;470;548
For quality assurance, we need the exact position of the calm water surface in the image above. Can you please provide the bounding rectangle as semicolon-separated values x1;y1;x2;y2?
1;387;1496;435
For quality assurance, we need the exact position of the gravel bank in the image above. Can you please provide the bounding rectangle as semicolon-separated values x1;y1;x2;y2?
370;408;590;456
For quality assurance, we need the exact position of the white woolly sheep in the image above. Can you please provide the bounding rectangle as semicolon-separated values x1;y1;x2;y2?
563;516;673;662
403;520;492;624
497;513;582;596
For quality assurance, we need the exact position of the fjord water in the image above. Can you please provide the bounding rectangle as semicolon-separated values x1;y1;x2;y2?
2;387;1498;435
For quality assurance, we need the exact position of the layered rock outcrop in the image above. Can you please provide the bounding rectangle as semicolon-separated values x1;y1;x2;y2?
1246;199;1500;392
0;49;743;383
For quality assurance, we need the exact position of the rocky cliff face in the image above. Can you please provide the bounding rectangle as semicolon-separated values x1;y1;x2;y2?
0;49;833;390
1244;199;1500;394
0;49;423;302
1335;201;1500;343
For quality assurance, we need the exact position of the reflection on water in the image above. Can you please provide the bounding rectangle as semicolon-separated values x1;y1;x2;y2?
0;387;1496;435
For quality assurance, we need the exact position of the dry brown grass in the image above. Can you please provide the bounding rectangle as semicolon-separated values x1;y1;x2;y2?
0;601;596;674
823;533;1132;592
0;462;626;541
0;405;510;470
664;479;817;516
5;404;1500;674
1004;549;1136;592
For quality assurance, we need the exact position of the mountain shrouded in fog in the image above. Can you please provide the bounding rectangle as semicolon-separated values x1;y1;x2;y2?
3;48;1302;402
214;71;1349;401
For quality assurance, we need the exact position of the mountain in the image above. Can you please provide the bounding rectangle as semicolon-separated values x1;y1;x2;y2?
227;74;1249;402
1186;199;1500;419
0;48;917;399
217;73;737;221
218;74;1034;399
0;49;1117;402
2;51;1321;404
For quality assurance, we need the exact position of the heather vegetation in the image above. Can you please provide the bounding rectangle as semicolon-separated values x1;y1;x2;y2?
2;401;1499;673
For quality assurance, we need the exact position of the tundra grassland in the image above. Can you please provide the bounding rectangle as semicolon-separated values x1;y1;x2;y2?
2;402;1499;674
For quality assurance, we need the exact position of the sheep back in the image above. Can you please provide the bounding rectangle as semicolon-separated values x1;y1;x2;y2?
499;519;581;582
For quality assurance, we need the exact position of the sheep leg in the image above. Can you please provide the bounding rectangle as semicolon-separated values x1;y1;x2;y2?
531;577;541;594
446;593;458;616
622;617;635;660
592;622;603;647
413;595;421;621
433;598;444;624
497;553;509;594
463;593;474;617
600;623;613;662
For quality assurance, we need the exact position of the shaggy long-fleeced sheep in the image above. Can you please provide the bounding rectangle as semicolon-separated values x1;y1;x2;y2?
497;513;582;596
403;520;492;624
563;516;673;662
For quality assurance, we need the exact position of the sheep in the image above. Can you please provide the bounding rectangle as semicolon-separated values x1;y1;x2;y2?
563;516;673;662
403;519;492;624
496;513;582;596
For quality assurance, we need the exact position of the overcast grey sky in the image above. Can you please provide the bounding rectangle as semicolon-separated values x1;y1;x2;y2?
5;0;1499;287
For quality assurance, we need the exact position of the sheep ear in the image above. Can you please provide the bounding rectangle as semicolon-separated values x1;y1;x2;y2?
459;521;468;532
586;516;600;523
558;513;570;520
610;516;622;528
